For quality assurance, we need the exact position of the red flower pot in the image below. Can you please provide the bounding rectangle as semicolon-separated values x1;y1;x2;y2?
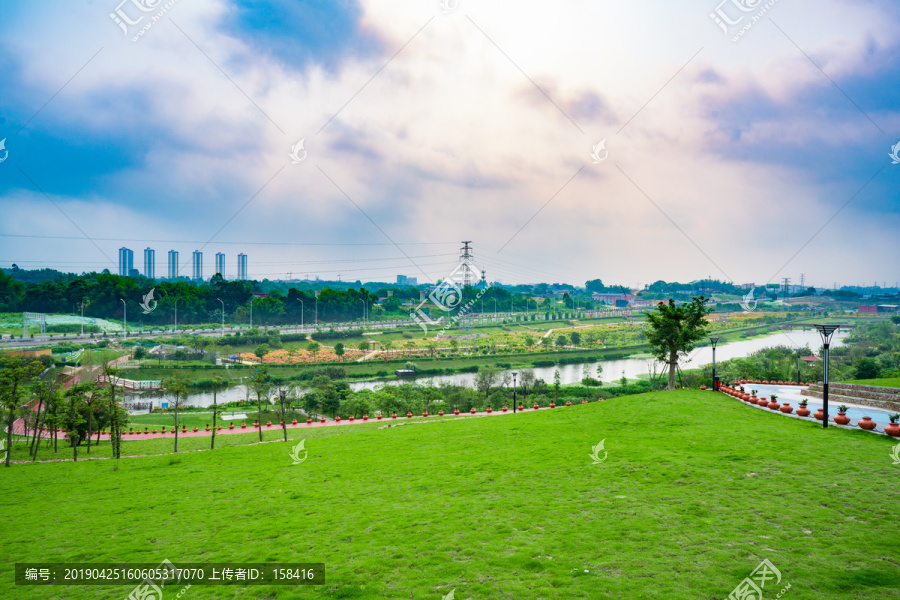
292;419;298;425
581;400;588;404
453;409;459;415
763;379;769;384
229;424;234;429
518;405;525;411
814;409;824;421
549;402;556;408
757;398;768;407
217;425;221;431
253;422;258;428
767;400;780;411
183;427;188;433
438;410;444;416
885;421;900;437
470;408;476;414
565;401;572;406
205;425;210;431
152;429;157;434
755;379;761;384
280;421;284;426
700;385;707;390
135;430;141;435
858;416;876;431
336;416;341;422
486;407;492;413
263;421;270;427
533;404;539;410
393;412;398;419
171;428;176;434
780;403;793;414
320;417;326;423
241;423;246;428
502;407;507;412
796;406;810;417
377;414;383;420
834;412;850;425
777;380;784;385
363;414;369;421
407;412;413;418
349;415;354;421
128;428;134;434
423;411;428;417
749;394;758;403
307;418;312;425
192;427;198;432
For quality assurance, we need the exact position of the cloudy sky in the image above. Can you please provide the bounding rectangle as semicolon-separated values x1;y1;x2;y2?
0;0;898;288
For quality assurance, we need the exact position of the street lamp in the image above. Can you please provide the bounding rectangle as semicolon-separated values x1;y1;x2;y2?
80;299;86;336
218;299;225;335
249;297;254;328
173;298;178;333
315;290;320;327
512;372;517;413
298;299;304;331
120;299;127;340
815;324;839;429
795;347;802;384
709;337;720;390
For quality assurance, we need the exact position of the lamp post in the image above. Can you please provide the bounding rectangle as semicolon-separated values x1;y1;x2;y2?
315;290;320;327
512;372;517;413
218;299;225;335
80;299;86;336
815;325;839;429
493;299;497;316
249;298;254;328
298;299;304;332
796;348;802;384
709;337;720;390
120;299;127;340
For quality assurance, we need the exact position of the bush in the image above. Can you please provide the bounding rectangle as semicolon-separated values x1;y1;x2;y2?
532;360;555;367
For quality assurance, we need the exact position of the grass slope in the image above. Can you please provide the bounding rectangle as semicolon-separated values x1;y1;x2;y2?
841;377;900;389
2;391;899;599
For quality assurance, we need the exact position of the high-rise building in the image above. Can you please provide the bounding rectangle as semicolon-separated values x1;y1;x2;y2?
237;253;248;281
143;247;155;279
168;250;179;279
118;247;134;277
192;250;203;281
215;252;225;278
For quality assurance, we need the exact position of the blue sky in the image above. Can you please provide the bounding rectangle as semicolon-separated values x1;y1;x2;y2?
0;0;898;287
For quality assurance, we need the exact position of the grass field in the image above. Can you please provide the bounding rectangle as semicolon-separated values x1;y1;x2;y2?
3;390;899;599
841;377;900;389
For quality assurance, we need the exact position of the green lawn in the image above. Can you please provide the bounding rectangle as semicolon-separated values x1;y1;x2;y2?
2;390;899;599
841;377;900;389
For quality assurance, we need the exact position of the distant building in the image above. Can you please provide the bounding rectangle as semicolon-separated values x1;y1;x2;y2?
592;293;635;306
118;247;134;277
192;250;203;281
167;250;179;279
237;253;248;281
215;252;225;278
859;304;899;314
143;247;155;279
397;275;418;286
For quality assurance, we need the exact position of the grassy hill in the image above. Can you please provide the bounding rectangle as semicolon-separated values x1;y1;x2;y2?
2;390;899;599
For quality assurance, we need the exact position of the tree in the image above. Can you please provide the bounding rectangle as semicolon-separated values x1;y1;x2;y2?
249;368;271;442
62;386;87;461
357;340;371;352
1;356;43;467
276;385;290;442
556;334;568;349
307;341;321;361
644;297;712;390
854;357;881;380
211;373;223;450
164;374;188;453
254;344;270;363
474;366;500;400
519;369;536;401
523;334;535;349
570;331;581;345
541;336;552;349
553;369;561;402
334;343;345;361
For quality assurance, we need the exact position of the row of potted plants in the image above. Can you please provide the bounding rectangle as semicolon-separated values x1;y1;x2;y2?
734;378;811;386
718;385;900;437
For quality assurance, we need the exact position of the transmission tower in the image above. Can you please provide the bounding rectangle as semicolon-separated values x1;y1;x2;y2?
782;277;791;300
459;241;477;287
799;273;805;287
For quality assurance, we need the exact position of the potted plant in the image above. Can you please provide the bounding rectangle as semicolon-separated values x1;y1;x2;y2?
796;399;810;417
767;396;780;410
885;414;900;437
834;405;850;425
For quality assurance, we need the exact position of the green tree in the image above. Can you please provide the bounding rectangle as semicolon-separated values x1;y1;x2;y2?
210;372;224;450
249;368;271;441
254;344;270;363
556;334;568;348
164;374;188;453
644;297;712;390
1;357;43;467
570;331;581;345
357;340;371;352
307;341;321;361
334;343;345;361
523;334;535;349
854;357;881;380
553;369;561;402
474;366;500;401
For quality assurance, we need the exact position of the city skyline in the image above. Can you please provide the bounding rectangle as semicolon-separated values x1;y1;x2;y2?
0;1;898;286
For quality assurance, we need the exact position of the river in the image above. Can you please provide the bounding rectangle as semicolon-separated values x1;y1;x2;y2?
128;328;847;409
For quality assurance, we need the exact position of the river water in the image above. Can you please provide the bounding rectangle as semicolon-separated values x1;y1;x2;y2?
130;328;846;408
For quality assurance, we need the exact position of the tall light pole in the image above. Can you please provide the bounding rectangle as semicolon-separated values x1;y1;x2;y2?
218;299;225;335
120;299;127;340
815;325;839;429
709;337;720;390
80;299;86;336
795;348;802;384
512;372;518;413
315;290;320;327
174;298;178;333
493;299;497;316
249;297;254;328
298;299;304;331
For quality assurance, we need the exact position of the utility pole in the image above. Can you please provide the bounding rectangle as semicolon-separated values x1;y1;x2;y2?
460;241;475;288
782;277;791;300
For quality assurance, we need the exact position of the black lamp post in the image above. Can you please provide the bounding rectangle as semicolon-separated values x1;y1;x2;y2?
709;337;720;390
512;372;517;413
795;348;802;384
815;325;839;429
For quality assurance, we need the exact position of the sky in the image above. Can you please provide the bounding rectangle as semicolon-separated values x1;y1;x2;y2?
0;0;898;289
